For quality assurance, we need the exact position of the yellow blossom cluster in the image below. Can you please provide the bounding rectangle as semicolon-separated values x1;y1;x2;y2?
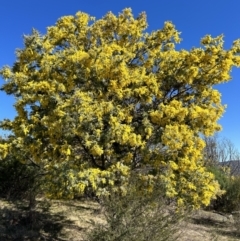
0;143;8;160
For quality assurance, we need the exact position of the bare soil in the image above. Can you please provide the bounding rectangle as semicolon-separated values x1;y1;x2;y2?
0;197;240;241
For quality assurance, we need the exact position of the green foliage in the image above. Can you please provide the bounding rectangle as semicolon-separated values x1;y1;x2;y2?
224;176;240;212
0;137;43;208
208;165;240;212
0;156;36;200
87;176;186;241
207;165;230;191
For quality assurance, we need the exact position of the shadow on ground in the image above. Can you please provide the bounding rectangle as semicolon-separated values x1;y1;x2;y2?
191;216;226;227
0;200;83;241
189;211;240;241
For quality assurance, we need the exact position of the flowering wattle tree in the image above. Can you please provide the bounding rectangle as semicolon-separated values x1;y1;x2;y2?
1;8;240;208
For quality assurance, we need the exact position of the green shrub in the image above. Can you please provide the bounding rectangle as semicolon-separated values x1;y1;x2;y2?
207;165;240;212
220;176;240;212
87;176;187;241
0;155;41;208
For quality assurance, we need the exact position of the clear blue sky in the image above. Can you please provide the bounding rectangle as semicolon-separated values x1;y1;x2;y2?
0;0;240;149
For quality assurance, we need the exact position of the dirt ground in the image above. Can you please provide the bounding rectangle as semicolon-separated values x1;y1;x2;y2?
0;197;240;241
178;210;239;241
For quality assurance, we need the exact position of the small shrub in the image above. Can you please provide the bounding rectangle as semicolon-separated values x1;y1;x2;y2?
87;176;187;241
207;165;240;212
221;176;240;212
0;156;42;208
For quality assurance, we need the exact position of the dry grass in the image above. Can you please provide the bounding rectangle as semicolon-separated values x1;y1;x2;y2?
0;197;240;241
